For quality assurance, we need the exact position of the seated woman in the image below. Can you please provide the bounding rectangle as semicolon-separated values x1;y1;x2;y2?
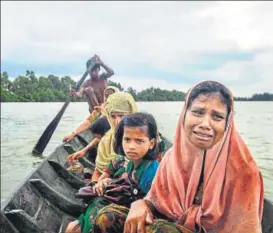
63;86;120;143
92;91;137;181
65;112;160;233
93;81;264;233
63;86;119;177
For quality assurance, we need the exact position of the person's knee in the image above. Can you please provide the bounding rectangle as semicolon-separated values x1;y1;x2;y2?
94;206;116;228
94;204;128;232
147;220;181;233
65;220;81;233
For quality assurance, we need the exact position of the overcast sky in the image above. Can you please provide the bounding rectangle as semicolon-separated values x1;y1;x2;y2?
1;1;273;97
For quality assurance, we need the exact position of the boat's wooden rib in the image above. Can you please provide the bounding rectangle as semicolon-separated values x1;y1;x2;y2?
76;134;90;146
1;128;273;233
0;213;20;233
29;178;86;217
0;130;93;232
4;209;42;233
48;160;85;189
79;157;96;170
63;143;77;155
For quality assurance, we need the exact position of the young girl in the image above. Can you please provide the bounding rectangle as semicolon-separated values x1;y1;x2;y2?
92;91;137;181
65;112;160;233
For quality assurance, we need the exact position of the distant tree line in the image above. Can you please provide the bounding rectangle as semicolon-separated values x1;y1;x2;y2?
1;71;77;102
234;94;273;101
0;71;186;102
1;71;272;102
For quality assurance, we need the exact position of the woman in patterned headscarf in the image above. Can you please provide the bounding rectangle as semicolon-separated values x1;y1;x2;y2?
64;86;121;176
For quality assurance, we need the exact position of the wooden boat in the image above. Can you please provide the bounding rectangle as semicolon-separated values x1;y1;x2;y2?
1;129;273;233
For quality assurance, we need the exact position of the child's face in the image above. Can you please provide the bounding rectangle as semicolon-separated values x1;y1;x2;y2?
109;112;128;128
122;126;155;163
104;89;115;102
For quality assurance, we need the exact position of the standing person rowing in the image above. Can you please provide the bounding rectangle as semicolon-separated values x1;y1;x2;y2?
71;55;114;112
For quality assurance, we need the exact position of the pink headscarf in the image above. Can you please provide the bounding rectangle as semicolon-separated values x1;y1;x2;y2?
145;81;264;232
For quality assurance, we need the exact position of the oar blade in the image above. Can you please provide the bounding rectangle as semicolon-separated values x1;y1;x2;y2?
32;58;97;155
32;100;70;155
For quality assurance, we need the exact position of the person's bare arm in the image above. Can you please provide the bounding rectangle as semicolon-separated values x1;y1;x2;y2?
81;137;100;152
100;61;114;79
73;119;90;135
77;86;85;97
97;171;110;181
74;109;101;135
71;86;85;97
66;137;101;162
87;108;101;123
94;55;114;79
63;118;91;142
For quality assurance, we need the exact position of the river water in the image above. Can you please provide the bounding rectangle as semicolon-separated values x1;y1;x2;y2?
1;102;273;200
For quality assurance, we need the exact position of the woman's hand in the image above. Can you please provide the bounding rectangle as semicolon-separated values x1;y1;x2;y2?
66;150;86;162
92;178;112;196
63;132;76;143
124;200;154;233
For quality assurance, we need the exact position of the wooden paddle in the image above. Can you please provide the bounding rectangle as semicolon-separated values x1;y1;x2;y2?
32;59;97;155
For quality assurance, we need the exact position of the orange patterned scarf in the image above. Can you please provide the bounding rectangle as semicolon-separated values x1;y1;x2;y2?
145;81;264;233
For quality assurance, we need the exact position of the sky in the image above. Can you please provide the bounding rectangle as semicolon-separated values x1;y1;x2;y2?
1;1;273;97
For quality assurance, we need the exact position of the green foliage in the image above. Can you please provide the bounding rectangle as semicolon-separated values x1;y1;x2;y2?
127;87;138;101
108;80;124;91
1;71;77;102
108;81;185;101
1;71;272;102
137;87;185;101
234;93;273;101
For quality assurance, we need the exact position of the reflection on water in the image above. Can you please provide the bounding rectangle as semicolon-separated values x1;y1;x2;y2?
1;102;273;200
